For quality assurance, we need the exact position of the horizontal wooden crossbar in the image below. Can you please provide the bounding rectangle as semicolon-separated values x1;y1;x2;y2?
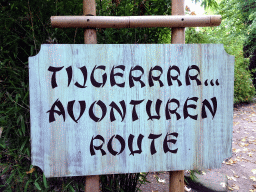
51;15;221;28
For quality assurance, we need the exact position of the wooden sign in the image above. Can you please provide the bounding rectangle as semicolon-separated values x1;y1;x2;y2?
29;44;234;178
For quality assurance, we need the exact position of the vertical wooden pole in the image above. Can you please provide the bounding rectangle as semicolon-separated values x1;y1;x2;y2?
83;0;99;191
171;0;185;44
169;0;185;191
85;175;100;192
83;0;97;44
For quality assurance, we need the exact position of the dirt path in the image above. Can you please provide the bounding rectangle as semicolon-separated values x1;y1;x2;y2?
139;101;256;192
215;102;256;191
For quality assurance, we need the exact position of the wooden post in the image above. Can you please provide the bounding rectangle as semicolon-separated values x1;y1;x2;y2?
85;175;100;192
169;0;185;191
83;0;99;191
171;0;185;44
83;0;97;44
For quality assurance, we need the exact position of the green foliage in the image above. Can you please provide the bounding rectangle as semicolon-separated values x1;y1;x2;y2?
95;0;172;44
218;0;256;87
234;61;255;104
193;0;218;9
0;0;171;191
185;5;256;103
100;173;148;192
0;0;87;191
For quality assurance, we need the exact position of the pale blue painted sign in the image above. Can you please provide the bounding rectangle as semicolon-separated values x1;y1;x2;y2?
29;44;234;177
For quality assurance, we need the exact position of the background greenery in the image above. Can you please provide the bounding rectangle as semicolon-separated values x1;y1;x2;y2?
0;0;255;191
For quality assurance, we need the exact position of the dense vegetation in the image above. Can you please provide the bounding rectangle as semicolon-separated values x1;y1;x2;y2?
187;0;256;103
219;0;256;87
0;0;255;191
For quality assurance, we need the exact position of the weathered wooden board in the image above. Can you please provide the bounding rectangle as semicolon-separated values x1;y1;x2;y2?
29;44;234;177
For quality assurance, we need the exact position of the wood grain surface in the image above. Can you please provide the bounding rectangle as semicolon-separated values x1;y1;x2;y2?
29;44;234;177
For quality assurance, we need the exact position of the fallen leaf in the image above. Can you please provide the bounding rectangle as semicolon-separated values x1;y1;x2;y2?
184;185;191;192
250;176;256;181
249;152;254;157
241;138;246;142
228;187;234;191
253;184;256;189
252;169;256;174
232;184;239;190
239;143;249;147
231;169;239;178
227;175;237;181
242;176;247;179
220;182;226;188
26;167;35;174
158;179;166;183
225;158;237;165
233;149;241;153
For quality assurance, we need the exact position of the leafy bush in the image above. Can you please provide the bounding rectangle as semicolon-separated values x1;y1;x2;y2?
233;54;256;103
0;0;170;191
218;0;256;87
185;25;256;103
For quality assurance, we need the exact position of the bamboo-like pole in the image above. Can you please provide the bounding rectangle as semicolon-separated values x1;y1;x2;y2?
169;0;185;191
83;0;99;191
51;15;221;28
